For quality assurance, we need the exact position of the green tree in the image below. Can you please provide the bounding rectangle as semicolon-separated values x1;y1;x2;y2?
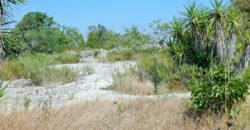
122;26;149;47
149;20;169;45
87;24;120;49
7;11;85;54
64;27;86;49
13;12;56;40
23;28;66;53
10;12;61;53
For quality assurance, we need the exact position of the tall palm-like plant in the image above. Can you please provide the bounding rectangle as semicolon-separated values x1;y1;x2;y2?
197;9;211;48
169;17;186;42
182;2;207;50
210;0;226;62
0;0;25;58
225;7;243;65
168;17;187;64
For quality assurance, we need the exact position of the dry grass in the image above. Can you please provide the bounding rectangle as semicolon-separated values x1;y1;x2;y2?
110;72;154;95
110;70;183;95
0;99;249;130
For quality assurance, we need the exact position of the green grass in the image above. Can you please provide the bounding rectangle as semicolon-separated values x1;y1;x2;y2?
56;52;80;64
0;53;58;80
105;50;135;62
0;53;78;86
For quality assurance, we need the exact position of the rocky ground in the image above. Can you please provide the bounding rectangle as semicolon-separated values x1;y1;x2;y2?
0;50;190;111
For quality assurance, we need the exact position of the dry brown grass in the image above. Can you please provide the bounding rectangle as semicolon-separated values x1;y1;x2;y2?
110;74;154;95
0;98;249;130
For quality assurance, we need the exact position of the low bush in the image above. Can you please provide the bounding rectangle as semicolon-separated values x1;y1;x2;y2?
0;53;77;85
93;50;101;58
106;50;134;62
137;49;176;94
242;66;250;81
190;65;249;114
56;52;80;64
109;49;191;95
0;53;57;80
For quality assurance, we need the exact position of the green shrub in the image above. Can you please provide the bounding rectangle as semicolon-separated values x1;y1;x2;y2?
137;50;174;94
0;53;57;80
242;66;250;81
0;53;77;85
56;53;80;64
106;50;134;62
190;65;249;114
93;50;101;58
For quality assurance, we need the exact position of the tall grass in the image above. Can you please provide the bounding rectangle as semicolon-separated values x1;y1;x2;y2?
0;53;79;85
105;49;135;62
0;99;249;130
56;52;80;64
108;49;190;95
110;69;154;95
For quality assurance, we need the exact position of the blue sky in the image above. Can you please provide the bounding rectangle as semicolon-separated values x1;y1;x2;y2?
12;0;230;35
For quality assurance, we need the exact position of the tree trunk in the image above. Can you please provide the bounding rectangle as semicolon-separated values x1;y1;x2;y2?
227;27;237;65
0;9;4;59
192;26;202;51
216;20;226;62
235;43;250;73
198;28;206;50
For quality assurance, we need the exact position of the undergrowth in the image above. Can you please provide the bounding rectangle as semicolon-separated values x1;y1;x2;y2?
0;53;79;85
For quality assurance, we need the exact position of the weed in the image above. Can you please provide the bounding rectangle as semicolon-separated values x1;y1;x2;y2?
81;65;95;75
0;80;8;103
93;50;101;58
56;52;80;64
45;67;78;85
106;50;134;62
23;97;31;111
0;53;78;85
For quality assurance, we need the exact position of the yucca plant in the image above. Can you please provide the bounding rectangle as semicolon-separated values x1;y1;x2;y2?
182;2;207;50
0;0;25;58
209;0;227;62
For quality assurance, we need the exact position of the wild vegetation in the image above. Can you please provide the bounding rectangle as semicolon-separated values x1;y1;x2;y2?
0;99;250;130
0;53;79;85
0;0;249;129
